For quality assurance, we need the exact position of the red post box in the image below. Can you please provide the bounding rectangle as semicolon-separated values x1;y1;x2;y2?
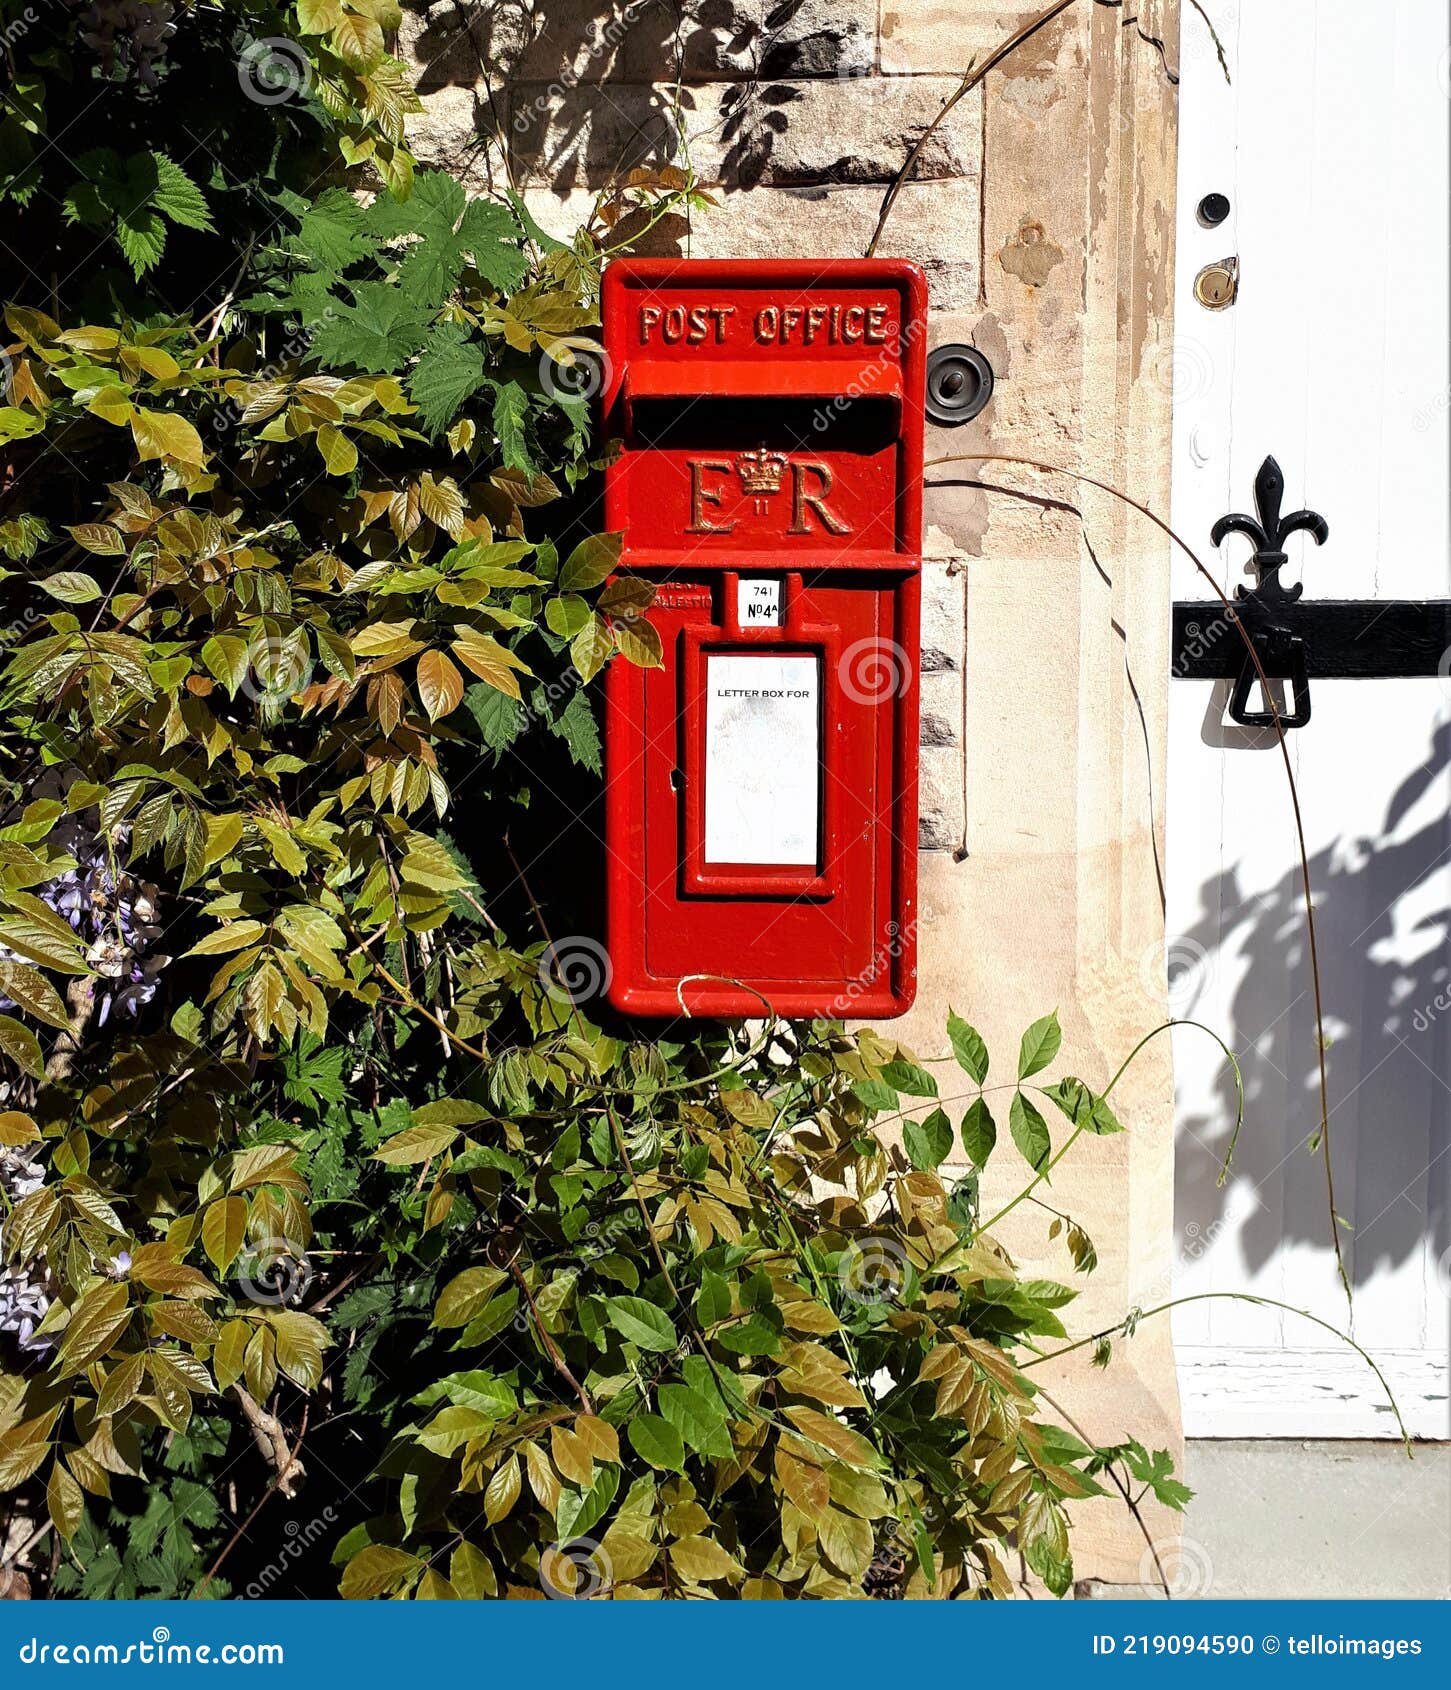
600;258;926;1019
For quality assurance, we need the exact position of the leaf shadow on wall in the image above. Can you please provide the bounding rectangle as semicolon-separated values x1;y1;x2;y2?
404;2;821;234
1171;716;1451;1296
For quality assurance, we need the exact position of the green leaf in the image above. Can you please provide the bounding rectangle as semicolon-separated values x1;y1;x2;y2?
714;1309;782;1357
559;533;623;593
903;1106;953;1171
38;571;102;604
1089;1093;1125;1136
340;1546;421;1601
695;1271;732;1327
658;1384;732;1459
0;959;69;1030
148;152;212;231
297;186;369;269
200;634;250;696
463;683;526;754
492;380;535;475
1044;1075;1093;1124
545;594;591;638
310;281;429;374
201;1197;248;1274
47;1459;84;1542
272;1310;329;1389
627;1414;685;1473
557;1463;619;1541
1017;1011;1062;1080
372;1122;460;1164
880;1059;937;1098
960;1097;997;1167
947;1010;989;1084
415;1370;516;1418
55;1282;131;1376
1122;1443;1194;1511
546;687;601;774
334;11;386;69
460;202;529;294
115;207;166;278
605;1296;677;1353
316;424;358;475
1009;1091;1052;1173
131;408;205;467
851;1077;898;1114
408;327;487;435
434;1267;508;1329
0;1014;44;1079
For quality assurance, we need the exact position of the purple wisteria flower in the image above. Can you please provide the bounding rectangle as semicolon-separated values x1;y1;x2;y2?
0;822;166;1028
0;1148;53;1356
73;2;177;88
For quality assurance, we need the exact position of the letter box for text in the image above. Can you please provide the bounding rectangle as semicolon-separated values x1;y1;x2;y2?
601;259;926;1018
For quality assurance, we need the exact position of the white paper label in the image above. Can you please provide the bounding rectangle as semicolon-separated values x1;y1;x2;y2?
737;578;782;628
704;654;820;866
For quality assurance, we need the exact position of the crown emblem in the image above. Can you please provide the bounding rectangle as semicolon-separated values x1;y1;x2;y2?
735;446;788;510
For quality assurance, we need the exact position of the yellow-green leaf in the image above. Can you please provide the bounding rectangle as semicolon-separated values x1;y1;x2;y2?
569;614;613;684
38;571;103;604
340;1545;421;1601
450;629;530;700
201;1197;249;1273
559;532;622;592
372;1122;459;1165
46;1458;85;1541
55;1283;132;1376
316;424;359;475
131;407;205;467
270;1310;329;1389
416;650;464;720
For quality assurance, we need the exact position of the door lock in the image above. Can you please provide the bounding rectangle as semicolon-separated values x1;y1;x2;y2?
1194;256;1240;311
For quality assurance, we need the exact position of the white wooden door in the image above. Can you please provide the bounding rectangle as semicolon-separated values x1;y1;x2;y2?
1168;0;1451;1437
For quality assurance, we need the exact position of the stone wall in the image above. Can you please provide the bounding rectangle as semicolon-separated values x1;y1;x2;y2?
399;0;1186;1586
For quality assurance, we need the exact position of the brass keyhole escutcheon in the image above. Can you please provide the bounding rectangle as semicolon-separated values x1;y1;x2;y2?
1194;256;1240;311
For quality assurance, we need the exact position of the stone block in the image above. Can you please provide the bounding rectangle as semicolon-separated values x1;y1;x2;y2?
918;559;965;853
410;83;506;192
622;1;879;81
403;2;876;87
400;2;528;90
880;2;1047;76
507;76;980;190
674;178;982;308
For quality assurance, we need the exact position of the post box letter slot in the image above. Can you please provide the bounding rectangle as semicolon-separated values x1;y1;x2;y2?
703;652;821;868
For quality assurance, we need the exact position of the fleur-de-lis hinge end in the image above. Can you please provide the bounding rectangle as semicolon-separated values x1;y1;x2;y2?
1211;454;1330;608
